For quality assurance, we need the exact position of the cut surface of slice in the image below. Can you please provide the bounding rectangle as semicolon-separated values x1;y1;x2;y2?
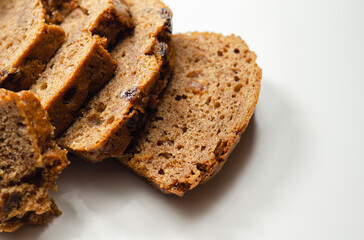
120;33;262;196
58;0;173;162
30;0;132;135
0;0;67;91
0;89;69;232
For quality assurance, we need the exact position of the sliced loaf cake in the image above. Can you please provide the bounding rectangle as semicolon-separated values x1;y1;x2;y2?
58;0;174;162
120;33;262;196
30;0;132;135
0;0;69;91
0;89;69;232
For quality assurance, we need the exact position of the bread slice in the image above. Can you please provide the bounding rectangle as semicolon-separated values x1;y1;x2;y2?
120;33;262;197
30;0;132;136
41;0;78;24
0;0;68;91
58;0;173;162
78;0;132;47
0;89;69;232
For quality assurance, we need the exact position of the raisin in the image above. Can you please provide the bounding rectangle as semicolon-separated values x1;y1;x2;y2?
158;8;172;34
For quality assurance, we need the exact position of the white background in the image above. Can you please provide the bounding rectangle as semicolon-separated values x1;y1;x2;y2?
3;0;364;239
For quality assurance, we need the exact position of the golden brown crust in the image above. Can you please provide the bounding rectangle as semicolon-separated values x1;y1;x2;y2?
79;0;133;47
58;0;173;162
0;198;61;233
41;0;78;24
0;89;68;232
120;32;262;196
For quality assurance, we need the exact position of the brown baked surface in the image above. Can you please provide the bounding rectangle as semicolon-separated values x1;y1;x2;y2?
30;0;132;136
42;0;78;24
78;0;133;47
58;0;173;162
0;0;67;91
120;32;262;196
0;89;68;232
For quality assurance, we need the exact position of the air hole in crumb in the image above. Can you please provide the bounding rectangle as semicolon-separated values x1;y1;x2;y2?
245;79;249;85
106;116;114;124
234;49;240;54
182;127;188;133
194;145;199;149
214;102;221;108
177;145;184;150
63;87;77;103
227;83;231;87
17;122;26;129
182;95;187;99
156;116;164;121
217;50;223;56
246;58;252;63
159;152;173;159
87;114;103;125
157;140;163;146
175;95;182;101
234;84;243;93
234;76;240;81
40;82;47;90
158;169;164;175
232;94;236;98
167;140;174;146
96;102;106;113
220;115;225;119
201;146;206;151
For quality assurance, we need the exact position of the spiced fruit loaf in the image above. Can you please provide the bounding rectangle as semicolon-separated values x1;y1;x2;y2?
120;32;262;196
0;89;69;232
0;0;68;91
30;0;132;136
59;0;174;162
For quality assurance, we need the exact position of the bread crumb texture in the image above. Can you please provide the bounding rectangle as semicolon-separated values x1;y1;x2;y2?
30;0;132;136
0;0;67;91
0;89;68;232
59;0;173;162
121;32;262;196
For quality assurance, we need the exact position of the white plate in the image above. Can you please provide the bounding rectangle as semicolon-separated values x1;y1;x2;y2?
4;0;364;239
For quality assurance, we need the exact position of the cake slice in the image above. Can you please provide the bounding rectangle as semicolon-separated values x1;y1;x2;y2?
120;33;262;196
0;0;69;91
78;0;132;47
30;0;132;136
0;89;69;232
58;0;173;162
